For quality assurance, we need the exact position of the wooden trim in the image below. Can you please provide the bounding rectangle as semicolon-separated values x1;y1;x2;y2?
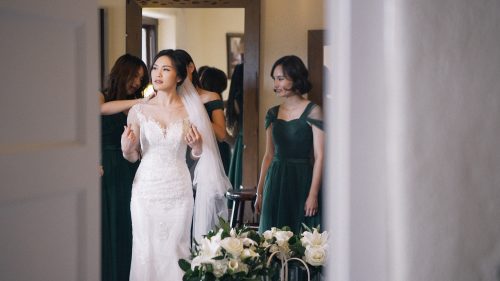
241;0;260;189
126;0;142;57
307;30;324;107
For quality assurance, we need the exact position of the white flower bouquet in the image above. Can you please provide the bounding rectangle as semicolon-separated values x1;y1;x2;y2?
179;219;328;281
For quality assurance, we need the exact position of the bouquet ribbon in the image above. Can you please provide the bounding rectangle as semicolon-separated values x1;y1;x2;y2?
266;251;311;281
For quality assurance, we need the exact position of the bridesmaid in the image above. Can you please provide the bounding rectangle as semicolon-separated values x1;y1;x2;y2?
255;55;324;234
198;66;231;175
99;54;149;281
226;63;244;190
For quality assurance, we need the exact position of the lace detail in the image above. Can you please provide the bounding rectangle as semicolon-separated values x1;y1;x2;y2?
128;103;194;281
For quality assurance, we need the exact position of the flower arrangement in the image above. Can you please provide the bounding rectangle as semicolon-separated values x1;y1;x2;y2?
179;219;328;281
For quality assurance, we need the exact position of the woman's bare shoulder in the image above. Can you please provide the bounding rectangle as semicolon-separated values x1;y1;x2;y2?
198;88;221;102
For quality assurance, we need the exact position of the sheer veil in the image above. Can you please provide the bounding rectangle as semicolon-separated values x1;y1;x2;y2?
178;79;231;243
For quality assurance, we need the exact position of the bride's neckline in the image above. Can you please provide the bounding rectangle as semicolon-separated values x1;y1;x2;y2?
144;116;189;132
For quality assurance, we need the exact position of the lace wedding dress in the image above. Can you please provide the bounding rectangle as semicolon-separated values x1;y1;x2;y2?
128;104;193;281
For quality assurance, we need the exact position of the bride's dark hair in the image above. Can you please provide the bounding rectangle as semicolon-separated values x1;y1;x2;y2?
151;49;188;87
173;49;202;89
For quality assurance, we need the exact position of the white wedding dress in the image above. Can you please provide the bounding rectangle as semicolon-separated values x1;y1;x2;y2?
128;104;193;281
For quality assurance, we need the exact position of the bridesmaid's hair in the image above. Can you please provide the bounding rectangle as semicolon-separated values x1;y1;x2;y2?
152;49;188;87
198;65;209;78
103;53;149;102
173;49;202;89
270;55;312;95
199;66;228;97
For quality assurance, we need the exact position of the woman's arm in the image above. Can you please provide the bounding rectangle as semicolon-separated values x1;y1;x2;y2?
201;90;227;141
210;108;227;141
99;92;144;115
254;126;275;215
304;125;325;217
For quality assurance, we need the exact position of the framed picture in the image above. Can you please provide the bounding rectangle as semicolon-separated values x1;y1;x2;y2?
226;33;244;78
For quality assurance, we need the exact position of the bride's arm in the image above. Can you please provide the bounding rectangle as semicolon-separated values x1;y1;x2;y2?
121;107;141;162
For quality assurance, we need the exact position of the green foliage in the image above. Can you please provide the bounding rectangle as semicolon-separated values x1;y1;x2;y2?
179;259;192;272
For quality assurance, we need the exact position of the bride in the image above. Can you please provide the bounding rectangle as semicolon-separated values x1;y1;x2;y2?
121;49;230;280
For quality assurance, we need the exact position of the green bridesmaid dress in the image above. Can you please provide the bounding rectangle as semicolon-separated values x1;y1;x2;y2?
204;100;231;175
228;63;244;191
101;112;139;281
228;130;243;190
258;102;323;234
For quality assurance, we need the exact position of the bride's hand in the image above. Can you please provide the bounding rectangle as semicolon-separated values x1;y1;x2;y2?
121;125;138;153
186;125;202;157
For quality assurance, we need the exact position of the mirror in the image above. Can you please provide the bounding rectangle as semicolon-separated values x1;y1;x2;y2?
127;0;260;189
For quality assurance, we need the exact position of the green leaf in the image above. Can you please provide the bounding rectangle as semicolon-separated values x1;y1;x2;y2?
301;223;312;233
213;255;225;260
205;263;213;273
281;226;291;231
179;259;192;272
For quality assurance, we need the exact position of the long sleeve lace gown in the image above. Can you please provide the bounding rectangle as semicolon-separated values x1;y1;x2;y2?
127;104;193;281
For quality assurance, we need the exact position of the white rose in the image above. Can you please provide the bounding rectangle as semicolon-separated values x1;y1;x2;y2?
301;229;328;248
241;237;257;247
220;237;244;257
304;245;327;266
212;260;228;278
274;230;294;246
263;227;277;240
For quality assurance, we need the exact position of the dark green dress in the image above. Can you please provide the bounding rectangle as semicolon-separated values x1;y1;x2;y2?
204;100;231;175
101;112;139;281
228;130;243;190
228;63;244;190
258;102;323;234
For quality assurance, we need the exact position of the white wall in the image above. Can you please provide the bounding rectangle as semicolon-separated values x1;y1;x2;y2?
401;0;500;280
326;0;500;280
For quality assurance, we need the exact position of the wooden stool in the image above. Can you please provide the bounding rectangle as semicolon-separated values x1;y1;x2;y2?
225;187;257;228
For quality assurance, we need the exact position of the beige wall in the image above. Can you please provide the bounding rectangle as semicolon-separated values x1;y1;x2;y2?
97;0;325;163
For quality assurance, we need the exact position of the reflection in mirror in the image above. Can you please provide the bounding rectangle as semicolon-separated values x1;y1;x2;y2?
132;0;261;191
142;8;244;100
